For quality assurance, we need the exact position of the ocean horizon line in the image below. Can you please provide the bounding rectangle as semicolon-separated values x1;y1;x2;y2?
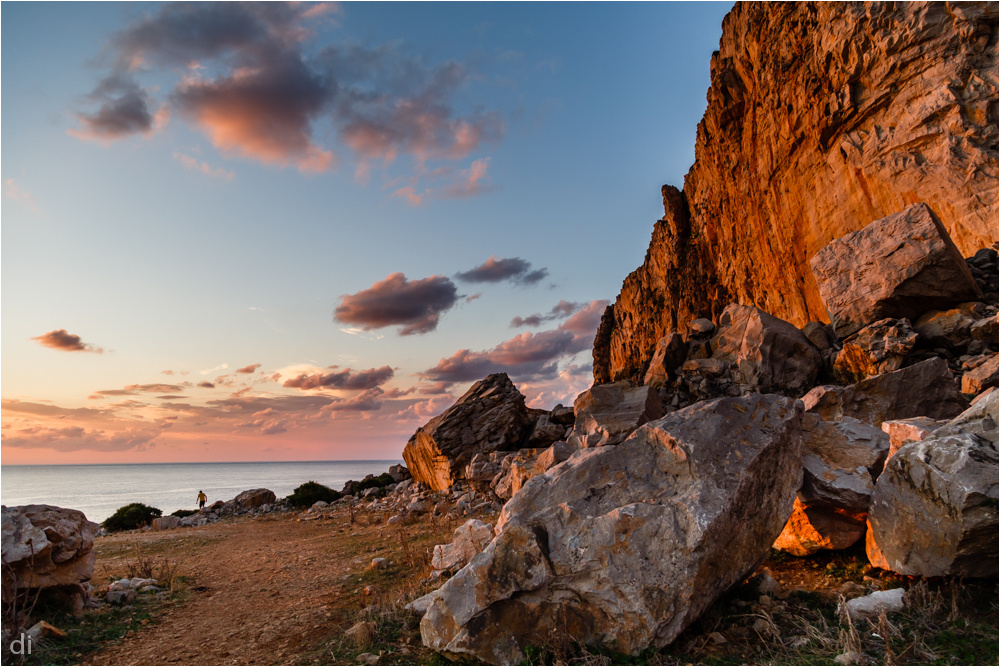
1;458;404;468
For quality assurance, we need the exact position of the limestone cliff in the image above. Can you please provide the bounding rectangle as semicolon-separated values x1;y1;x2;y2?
595;2;998;384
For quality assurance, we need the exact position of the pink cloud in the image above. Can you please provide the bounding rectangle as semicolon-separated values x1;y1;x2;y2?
31;329;104;353
420;299;609;385
334;273;459;336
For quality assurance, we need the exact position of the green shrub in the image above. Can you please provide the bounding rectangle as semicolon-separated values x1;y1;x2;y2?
286;480;341;507
353;472;395;492
170;509;197;518
102;503;162;532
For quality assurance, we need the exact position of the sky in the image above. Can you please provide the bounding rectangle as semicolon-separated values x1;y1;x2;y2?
1;1;734;465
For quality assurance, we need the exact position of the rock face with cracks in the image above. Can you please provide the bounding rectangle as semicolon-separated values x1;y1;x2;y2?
420;394;803;664
593;2;999;383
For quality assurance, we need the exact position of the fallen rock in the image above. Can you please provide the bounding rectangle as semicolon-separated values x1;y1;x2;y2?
881;416;942;461
914;302;985;349
962;354;998;396
971;315;999;347
774;416;888;556
566;381;664;448
420;394;803;664
2;504;98;612
810;203;982;338
233;488;276;509
464;451;510;496
643;332;687;386
710;304;822;395
150;516;181;531
430;519;493;572
833;318;918;383
803;358;967;427
842;588;906;618
801;322;834;351
403;373;535;491
866;392;998;577
387;464;411;483
492;449;545;501
526;412;568;449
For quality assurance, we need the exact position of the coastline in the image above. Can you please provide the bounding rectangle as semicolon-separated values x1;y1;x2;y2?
1;460;403;524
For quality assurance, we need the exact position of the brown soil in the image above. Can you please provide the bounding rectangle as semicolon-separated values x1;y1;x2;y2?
75;509;997;666
83;508;461;666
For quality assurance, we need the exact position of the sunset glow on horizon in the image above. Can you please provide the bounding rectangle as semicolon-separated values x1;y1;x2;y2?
2;2;734;465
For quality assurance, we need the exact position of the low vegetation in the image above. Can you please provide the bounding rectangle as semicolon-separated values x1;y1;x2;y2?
101;503;162;532
286;480;342;507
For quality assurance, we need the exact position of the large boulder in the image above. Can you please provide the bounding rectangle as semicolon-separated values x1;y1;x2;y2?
710;304;822;395
803;357;967;427
774;416;888;556
233;488;276;509
832;318;918;383
2;505;99;611
420;394;803;664
403;373;535;491
866;392;998;577
810;203;983;338
566;382;663;448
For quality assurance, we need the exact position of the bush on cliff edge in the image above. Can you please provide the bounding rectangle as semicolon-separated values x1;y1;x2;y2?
103;503;162;532
287;481;341;507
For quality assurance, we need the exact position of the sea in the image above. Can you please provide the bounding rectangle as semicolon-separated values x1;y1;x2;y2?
0;460;403;524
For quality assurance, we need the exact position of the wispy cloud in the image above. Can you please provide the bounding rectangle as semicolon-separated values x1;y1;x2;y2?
511;300;582;327
455;255;548;286
283;365;394;391
173;152;235;180
4;178;41;214
419;299;608;385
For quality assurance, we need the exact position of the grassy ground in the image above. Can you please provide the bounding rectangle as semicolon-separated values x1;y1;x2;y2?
10;509;999;666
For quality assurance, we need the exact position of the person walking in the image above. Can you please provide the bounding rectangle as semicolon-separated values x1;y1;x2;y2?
197;490;207;510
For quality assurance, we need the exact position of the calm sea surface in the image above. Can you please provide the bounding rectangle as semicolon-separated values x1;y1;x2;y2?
0;460;402;524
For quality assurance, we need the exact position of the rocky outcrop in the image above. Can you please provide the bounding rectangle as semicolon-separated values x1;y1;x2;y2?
866;391;998;577
420;394;803;664
2;505;99;612
566;382;664;448
810;204;982;338
403;374;535;491
593;2;998;383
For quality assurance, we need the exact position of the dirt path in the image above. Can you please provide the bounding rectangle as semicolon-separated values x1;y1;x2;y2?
84;511;454;666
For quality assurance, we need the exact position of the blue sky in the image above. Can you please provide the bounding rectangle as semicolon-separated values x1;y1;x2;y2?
2;1;734;464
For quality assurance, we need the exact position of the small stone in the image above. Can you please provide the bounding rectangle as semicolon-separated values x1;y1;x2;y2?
356;652;379;665
707;631;727;645
369;557;386;570
843;588;905;618
834;650;864;665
